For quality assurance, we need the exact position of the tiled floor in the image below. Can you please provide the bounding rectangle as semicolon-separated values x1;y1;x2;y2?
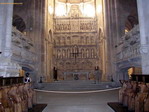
36;89;119;112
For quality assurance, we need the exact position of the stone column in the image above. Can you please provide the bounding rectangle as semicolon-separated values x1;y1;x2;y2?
0;0;21;77
4;0;13;58
0;1;3;53
137;0;149;74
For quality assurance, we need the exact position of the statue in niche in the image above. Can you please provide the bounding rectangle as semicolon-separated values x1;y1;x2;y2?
56;25;58;30
86;23;90;30
90;36;94;44
80;23;84;30
57;24;60;30
68;5;82;18
67;49;70;58
86;49;89;58
63;24;66;30
61;24;64;30
65;50;67;58
57;49;60;59
86;36;89;44
83;36;86;44
81;49;84;58
91;49;94;58
53;39;56;45
82;23;85;30
67;37;71;45
62;37;65;45
59;24;61;30
62;49;65;58
68;24;71;30
84;49;86;58
99;28;104;41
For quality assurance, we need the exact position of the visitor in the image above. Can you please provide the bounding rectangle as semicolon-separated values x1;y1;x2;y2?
39;77;43;83
94;66;102;84
24;72;32;83
53;67;58;81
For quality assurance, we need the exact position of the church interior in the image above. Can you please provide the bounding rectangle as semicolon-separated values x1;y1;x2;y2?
0;0;149;112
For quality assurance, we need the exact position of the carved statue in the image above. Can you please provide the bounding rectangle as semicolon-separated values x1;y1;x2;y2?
135;82;148;112
144;83;149;112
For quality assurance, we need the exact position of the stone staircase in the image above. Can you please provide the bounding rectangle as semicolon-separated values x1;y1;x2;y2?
38;80;119;91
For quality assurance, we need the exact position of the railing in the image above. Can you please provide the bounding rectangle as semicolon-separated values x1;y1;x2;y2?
116;25;141;62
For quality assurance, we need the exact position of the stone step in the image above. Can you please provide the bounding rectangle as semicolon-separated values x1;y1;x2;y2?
38;80;118;91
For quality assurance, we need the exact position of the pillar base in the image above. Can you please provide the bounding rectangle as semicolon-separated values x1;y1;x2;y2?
0;59;21;77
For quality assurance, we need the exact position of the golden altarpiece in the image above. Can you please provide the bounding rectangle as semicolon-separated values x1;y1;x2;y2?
53;0;100;80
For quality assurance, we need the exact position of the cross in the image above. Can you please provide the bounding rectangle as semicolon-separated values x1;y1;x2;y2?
70;45;82;64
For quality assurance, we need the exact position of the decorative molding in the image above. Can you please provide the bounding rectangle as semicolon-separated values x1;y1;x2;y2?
116;25;141;62
140;44;149;54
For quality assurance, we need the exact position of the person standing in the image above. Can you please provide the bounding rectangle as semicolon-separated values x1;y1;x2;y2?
24;72;32;83
94;66;102;84
53;67;58;81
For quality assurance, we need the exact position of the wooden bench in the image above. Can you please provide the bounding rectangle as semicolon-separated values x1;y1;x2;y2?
28;104;47;112
107;102;134;112
131;74;149;83
108;76;149;112
0;77;23;86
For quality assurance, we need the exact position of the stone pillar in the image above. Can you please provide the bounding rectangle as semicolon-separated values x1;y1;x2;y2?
137;0;149;74
0;1;4;53
3;0;13;58
0;0;21;77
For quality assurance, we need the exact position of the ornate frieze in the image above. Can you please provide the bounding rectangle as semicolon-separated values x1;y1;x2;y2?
11;27;35;65
54;18;97;33
116;25;141;62
54;45;97;59
54;33;97;46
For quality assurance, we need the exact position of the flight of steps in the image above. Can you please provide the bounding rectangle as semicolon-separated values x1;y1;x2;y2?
38;80;119;91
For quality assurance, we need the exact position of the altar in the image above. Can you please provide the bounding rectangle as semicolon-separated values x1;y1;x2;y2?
64;71;90;80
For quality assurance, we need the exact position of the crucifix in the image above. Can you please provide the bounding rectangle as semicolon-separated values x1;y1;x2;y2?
70;45;82;64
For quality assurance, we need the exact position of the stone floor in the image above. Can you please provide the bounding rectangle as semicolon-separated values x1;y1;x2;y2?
36;89;119;112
